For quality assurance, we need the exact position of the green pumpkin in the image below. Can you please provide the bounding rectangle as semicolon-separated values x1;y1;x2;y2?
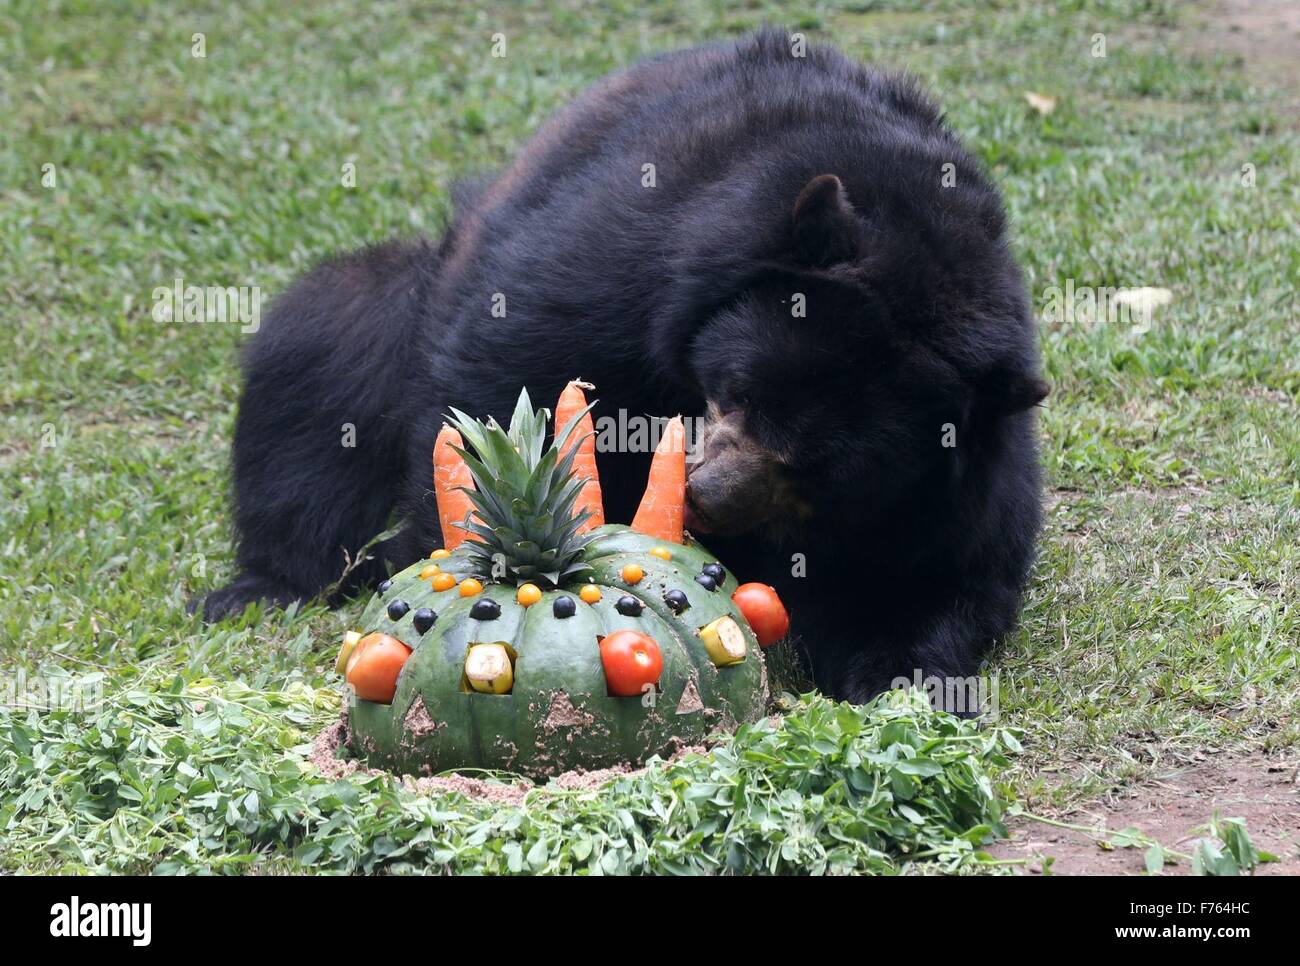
346;525;767;778
341;388;769;778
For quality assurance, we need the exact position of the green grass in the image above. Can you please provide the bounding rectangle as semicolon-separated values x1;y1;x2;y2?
2;0;1297;872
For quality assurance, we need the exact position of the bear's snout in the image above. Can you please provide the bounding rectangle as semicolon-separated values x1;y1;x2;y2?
685;409;796;536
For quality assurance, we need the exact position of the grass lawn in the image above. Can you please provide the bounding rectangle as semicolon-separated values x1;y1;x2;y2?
1;0;1296;873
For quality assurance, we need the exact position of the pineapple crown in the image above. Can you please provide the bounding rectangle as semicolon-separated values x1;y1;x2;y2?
445;388;599;587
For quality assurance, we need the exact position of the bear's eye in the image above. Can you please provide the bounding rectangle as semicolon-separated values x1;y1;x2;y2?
738;405;791;455
716;380;752;413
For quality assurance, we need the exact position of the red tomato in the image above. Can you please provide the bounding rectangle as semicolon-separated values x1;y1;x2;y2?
346;633;412;703
731;583;790;647
599;630;663;696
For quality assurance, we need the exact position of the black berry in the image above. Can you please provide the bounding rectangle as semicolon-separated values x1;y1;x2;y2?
378;579;393;595
412;608;437;635
702;562;726;583
553;595;577;619
470;598;501;621
615;595;643;616
387;599;410;620
664;589;690;614
695;574;717;592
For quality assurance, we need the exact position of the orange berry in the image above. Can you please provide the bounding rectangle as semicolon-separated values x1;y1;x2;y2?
517;583;542;607
621;563;645;584
431;572;457;592
419;563;441;579
649;546;672;560
430;548;452;559
459;577;484;597
579;584;602;604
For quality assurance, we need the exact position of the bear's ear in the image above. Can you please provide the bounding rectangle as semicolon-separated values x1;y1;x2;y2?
791;174;860;267
977;364;1050;414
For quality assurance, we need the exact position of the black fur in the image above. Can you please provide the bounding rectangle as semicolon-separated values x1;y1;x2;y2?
199;30;1046;707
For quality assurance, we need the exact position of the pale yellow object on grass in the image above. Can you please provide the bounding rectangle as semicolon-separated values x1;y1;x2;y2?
1113;286;1174;319
1024;91;1056;115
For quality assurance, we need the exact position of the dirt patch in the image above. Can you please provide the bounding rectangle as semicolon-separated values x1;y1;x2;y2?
988;752;1300;874
675;675;703;715
547;764;635;791
309;720;358;780
308;718;714;803
540;691;594;732
401;696;441;738
1187;0;1300;113
404;772;533;806
310;721;532;803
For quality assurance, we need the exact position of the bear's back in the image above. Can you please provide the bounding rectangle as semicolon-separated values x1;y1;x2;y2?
432;29;973;353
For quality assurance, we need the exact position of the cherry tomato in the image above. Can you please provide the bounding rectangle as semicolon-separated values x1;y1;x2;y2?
599;630;663;696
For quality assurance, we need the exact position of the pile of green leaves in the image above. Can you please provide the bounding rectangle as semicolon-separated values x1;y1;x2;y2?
0;677;1016;874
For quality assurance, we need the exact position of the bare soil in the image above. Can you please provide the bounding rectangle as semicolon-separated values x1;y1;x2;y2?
987;752;1300;875
309;718;708;804
1190;0;1300;111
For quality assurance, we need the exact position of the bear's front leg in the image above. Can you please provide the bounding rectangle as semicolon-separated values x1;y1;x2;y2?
797;596;1004;717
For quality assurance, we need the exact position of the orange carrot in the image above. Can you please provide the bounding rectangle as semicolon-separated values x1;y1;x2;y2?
631;415;684;543
433;424;476;550
555;380;604;533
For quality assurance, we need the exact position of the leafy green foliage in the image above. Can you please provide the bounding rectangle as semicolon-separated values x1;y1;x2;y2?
0;683;1014;874
1192;813;1278;876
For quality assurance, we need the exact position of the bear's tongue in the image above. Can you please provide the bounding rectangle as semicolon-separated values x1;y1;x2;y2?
683;496;711;534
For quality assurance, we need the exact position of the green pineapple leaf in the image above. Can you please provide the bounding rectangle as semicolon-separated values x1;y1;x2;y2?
443;388;603;587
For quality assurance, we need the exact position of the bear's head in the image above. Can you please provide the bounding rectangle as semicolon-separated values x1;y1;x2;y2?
683;173;1048;540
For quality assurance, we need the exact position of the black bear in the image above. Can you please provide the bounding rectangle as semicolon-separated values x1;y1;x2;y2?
199;29;1047;707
